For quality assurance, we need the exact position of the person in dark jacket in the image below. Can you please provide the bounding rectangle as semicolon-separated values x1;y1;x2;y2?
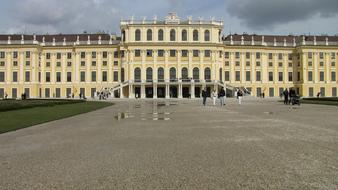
283;88;289;105
219;87;226;106
202;89;207;106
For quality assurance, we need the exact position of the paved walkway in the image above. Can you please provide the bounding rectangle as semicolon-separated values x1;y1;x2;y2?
1;98;338;189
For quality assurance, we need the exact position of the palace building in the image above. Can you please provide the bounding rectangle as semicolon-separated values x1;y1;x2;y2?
0;13;337;99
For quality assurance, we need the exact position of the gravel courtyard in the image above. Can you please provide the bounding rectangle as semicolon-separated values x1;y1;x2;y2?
0;98;338;189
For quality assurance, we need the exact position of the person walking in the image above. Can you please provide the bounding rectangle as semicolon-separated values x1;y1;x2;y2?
237;89;243;105
283;88;289;105
202;89;207;106
211;90;217;106
219;87;226;106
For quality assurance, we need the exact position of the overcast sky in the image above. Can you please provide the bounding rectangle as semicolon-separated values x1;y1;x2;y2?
1;0;338;36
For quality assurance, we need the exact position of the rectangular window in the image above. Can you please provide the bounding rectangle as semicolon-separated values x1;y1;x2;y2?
332;87;337;97
269;88;274;97
91;61;96;66
320;71;324;82
102;71;108;82
268;72;273;81
224;52;230;59
0;61;5;67
320;62;324;67
256;88;262;97
235;52;240;59
288;72;293;82
91;71;96;82
12;88;17;99
113;71;118;82
67;72;72;82
256;52;261;59
170;50;176;57
114;51;119;58
308;62;312;67
235;61;240;67
66;88;72;98
297;72;300;81
224;71;230;81
56;72;61;82
26;51;30;59
57;53;61;59
103;51;108;58
81;61;85;67
278;72;283;82
288;62;293;67
320;87;325;97
103;61;108;66
158;50;164;57
146;50;153;57
331;72;336;81
81;52;86;59
256;61;261;67
205;50;211;57
13;51;18;59
319;52;324;59
288;53;293;61
46;62;50;67
246;52;250;59
67;52;72;59
25;71;30;82
309;87;314;97
0;52;5;59
56;62;61;67
278;53;283;60
80;71;86;82
246;71;250;81
67;62;72;67
331;52;336;59
256;71;261;81
0;88;3;98
45;88;50;98
92;52;96;59
46;72;50;82
246;61;250;67
182;50;188;57
56;88;61;98
113;61;118;66
225;61;229;67
235;71;240;81
269;62;273;67
38;72;41;82
12;71;18;82
46;53;51;59
308;52;312;59
25;61;30;66
268;53;273;60
278;62;283;67
308;71;313;81
193;50;200;57
0;72;4;82
13;61;18;67
135;50;141;57
332;62;336;67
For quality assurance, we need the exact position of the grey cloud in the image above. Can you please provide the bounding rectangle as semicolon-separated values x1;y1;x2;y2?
225;0;338;29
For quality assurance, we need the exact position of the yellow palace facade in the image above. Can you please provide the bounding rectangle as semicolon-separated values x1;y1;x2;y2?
0;13;337;99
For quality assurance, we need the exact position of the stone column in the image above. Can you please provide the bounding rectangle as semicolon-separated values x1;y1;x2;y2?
191;80;195;98
178;80;182;98
141;83;146;99
153;82;157;99
165;83;170;99
128;84;134;98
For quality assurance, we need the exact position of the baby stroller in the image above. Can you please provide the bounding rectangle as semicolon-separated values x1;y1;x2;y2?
291;95;301;106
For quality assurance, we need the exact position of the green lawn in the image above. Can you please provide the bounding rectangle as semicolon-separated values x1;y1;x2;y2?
0;101;113;134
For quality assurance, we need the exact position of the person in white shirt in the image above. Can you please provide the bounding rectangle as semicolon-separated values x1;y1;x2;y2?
211;90;217;106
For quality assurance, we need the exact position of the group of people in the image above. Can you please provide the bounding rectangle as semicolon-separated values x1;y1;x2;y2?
202;87;244;106
282;88;298;105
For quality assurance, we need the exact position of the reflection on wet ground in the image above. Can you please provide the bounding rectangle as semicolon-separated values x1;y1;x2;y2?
115;100;174;121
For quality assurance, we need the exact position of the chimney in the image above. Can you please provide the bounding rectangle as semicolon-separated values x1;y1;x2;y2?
7;36;11;45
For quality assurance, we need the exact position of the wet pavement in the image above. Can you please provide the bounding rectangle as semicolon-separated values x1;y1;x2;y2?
0;98;338;189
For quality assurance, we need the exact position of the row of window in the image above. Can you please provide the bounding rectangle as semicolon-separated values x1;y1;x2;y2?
308;52;336;59
0;60;119;68
132;29;211;42
225;52;296;60
134;49;212;58
0;51;31;59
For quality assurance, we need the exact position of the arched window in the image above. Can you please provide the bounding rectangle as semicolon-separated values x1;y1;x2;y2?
170;67;176;81
146;67;153;82
135;29;141;41
204;30;210;41
158;67;164;82
170;29;176;41
181;67;188;80
147;29;152;41
182;29;187;41
158;29;164;41
134;68;141;82
219;68;222;81
204;68;211;81
193;30;199;41
122;30;126;42
193;67;200;81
